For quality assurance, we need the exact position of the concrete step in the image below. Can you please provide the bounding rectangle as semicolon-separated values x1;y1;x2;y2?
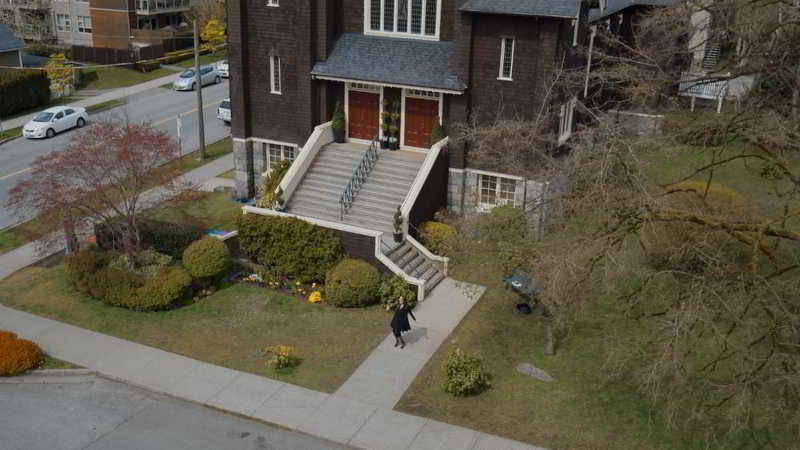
411;260;433;278
419;265;438;281
307;165;355;179
388;243;414;264
287;204;393;232
369;167;418;184
293;194;395;220
360;179;412;197
402;255;427;274
425;271;446;294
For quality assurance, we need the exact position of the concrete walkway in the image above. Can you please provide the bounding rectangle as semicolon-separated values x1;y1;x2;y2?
4;72;181;130
0;300;543;450
0;153;233;280
335;277;485;409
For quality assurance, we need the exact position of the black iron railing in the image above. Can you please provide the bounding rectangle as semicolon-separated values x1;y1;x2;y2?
339;135;379;220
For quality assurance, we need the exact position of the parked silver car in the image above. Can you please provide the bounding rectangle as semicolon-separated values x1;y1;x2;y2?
217;98;231;125
172;65;221;91
217;60;229;78
23;106;89;139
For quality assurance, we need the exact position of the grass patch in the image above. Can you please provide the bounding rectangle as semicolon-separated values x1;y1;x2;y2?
0;126;22;140
160;82;174;90
37;355;82;370
79;65;174;91
0;219;46;256
178;136;232;173
219;170;235;179
175;50;227;69
85;99;123;114
396;256;683;450
0;262;389;392
146;191;242;231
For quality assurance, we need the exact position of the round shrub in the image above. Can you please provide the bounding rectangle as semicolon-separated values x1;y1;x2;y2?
65;249;104;294
420;221;456;256
238;214;344;282
442;348;490;396
182;237;230;280
325;258;381;307
88;267;143;306
128;266;192;311
0;331;42;376
377;274;417;311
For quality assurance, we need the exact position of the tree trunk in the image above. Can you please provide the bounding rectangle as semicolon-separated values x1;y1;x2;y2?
63;218;79;255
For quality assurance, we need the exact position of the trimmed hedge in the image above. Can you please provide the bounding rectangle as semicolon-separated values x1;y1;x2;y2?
130;266;192;311
325;258;381;308
0;331;43;376
377;274;417;311
0;69;51;118
238;214;344;282
88;267;142;306
182;237;230;280
66;249;105;293
94;219;204;258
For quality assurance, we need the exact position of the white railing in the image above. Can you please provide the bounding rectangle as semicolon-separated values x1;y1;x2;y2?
406;234;448;276
399;136;448;235
679;72;729;100
275;121;333;205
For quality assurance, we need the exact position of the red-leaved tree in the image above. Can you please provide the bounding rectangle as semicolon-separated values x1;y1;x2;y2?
7;120;192;261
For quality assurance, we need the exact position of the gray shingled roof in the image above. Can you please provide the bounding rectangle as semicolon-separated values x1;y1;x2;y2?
459;0;582;18
311;33;466;92
0;24;23;53
589;0;679;22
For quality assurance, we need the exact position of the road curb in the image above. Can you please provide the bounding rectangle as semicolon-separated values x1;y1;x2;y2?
0;135;22;147
0;369;98;384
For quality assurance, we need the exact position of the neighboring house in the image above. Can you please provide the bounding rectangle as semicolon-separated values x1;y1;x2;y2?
228;0;588;298
51;0;94;47
0;23;23;66
0;0;54;43
1;0;192;50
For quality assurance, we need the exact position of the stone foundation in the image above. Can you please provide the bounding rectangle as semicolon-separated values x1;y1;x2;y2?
233;139;254;199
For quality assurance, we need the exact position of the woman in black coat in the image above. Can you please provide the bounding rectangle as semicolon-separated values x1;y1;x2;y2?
390;296;416;349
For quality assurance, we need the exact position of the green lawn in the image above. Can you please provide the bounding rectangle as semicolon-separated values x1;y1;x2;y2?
146;191;241;231
175;50;227;69
0;220;46;256
85;99;124;114
37;355;82;370
79;65;174;91
219;170;235;179
177;136;232;173
0;262;389;392
0;126;22;140
396;255;682;450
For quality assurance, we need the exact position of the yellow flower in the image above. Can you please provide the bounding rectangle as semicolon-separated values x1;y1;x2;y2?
295;281;301;285
308;291;322;303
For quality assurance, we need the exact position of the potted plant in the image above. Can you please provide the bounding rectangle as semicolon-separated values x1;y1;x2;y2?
380;121;390;149
388;125;399;150
331;101;345;143
393;206;404;243
430;119;446;146
274;186;286;211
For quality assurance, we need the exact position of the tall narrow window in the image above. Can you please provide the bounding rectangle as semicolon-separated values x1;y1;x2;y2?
397;0;408;32
499;37;515;80
424;0;437;35
383;0;395;31
270;56;281;94
370;0;381;30
410;0;422;34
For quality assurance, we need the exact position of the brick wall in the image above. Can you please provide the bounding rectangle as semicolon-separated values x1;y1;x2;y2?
89;8;134;49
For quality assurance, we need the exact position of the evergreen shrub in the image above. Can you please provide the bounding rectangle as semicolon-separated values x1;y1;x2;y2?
325;258;381;307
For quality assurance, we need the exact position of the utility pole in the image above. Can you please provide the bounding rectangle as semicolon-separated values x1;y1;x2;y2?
194;20;206;161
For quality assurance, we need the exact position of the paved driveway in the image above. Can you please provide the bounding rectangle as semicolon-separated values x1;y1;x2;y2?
0;374;350;450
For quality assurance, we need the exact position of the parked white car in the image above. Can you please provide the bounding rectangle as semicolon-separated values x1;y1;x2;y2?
172;65;221;91
23;106;88;139
217;98;231;125
217;60;229;78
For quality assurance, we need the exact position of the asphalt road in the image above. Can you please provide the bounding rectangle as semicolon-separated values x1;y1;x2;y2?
0;81;231;230
0;376;350;450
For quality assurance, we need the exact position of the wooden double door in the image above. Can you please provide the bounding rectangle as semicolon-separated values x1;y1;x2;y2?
404;97;439;148
348;91;380;140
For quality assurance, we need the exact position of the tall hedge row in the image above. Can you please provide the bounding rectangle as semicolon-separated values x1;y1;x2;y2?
0;69;51;118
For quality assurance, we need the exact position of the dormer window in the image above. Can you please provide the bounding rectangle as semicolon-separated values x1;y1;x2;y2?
366;0;440;40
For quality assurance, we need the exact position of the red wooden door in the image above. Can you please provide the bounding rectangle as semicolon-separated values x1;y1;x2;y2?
348;91;379;140
404;98;438;148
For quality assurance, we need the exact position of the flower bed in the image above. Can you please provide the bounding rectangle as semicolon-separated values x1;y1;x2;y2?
231;270;323;304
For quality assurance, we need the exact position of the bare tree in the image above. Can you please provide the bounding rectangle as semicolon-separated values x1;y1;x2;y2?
6;120;193;262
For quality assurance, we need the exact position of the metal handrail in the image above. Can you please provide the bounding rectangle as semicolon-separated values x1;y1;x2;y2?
339;135;380;220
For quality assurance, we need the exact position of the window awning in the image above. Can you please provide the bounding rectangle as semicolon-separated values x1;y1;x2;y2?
311;33;467;94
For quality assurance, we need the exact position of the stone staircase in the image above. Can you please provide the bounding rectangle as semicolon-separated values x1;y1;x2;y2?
386;240;446;295
287;143;425;232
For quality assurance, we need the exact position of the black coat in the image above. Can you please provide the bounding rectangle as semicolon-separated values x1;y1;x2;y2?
390;304;416;334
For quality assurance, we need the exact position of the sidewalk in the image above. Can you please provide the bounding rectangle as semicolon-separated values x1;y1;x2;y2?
3;72;180;130
0;153;233;280
0;300;544;450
